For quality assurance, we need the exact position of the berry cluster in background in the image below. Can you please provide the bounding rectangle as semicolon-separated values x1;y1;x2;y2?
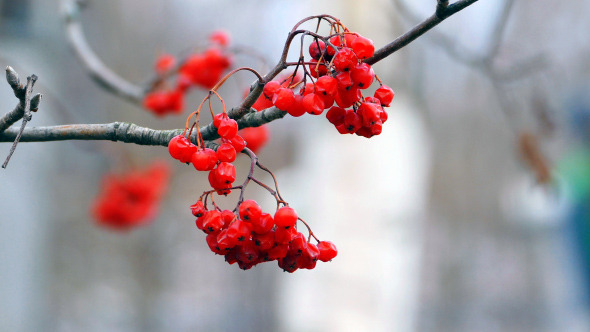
92;162;170;230
143;31;233;116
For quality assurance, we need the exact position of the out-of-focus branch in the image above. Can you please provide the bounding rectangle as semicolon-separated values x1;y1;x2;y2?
62;0;144;104
364;0;479;65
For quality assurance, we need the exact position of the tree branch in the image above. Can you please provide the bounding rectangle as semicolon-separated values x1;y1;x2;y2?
0;106;286;146
364;0;479;65
62;0;144;103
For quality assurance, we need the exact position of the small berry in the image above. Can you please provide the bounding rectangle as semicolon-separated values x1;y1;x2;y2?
239;199;262;222
191;148;218;171
272;88;295;111
374;85;395;107
351;35;375;59
216;143;236;162
274;206;298;228
317;241;338;262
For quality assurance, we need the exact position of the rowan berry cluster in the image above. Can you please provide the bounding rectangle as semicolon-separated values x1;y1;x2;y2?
168;84;337;271
192;199;337;271
249;22;395;138
92;162;170;230
143;30;232;116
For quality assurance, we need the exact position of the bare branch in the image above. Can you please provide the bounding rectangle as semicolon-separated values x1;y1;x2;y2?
0;67;42;133
62;0;144;103
365;0;480;65
0;106;285;147
2;75;38;168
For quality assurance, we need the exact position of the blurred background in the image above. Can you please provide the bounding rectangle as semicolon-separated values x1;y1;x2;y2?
1;0;590;331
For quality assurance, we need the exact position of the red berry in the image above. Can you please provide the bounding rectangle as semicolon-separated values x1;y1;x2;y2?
190;200;206;217
263;81;281;100
239;199;262;222
213;113;227;128
227;219;252;242
168;135;196;163
308;59;328;78
227;134;246;152
216;143;236;162
374;85;395;107
302;93;325;115
275;226;297;244
201;210;224;234
215;162;236;185
252;212;274;234
218;118;238;139
274;206;298;228
221;209;235;228
309;39;327;60
289;232;308;255
217;229;237;251
335;87;362;108
206;233;225;255
267;244;289;260
209;30;231;46
357;102;381;127
155;54;176;74
351;35;375;59
336;109;362;134
253;231;275;251
333;47;358;72
336;71;354;91
286;94;306;117
315;76;338;97
326;35;342;57
326;106;346;125
351;63;375;89
272;88;295;111
191;148;218;171
317;241;338;261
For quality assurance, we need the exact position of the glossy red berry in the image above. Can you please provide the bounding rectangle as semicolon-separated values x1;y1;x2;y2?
358;102;381;127
351;63;375;89
191;148;218;171
201;210;224;234
217;118;239;139
302;93;325;115
190;200;206;217
315;76;338;97
227;219;252;242
253;231;275;251
326;106;346;125
333;47;358;72
263;81;281;100
326;35;342;57
275;226;297;244
309;39;326;60
216;143;236;162
289;232;308;255
317;241;338;262
351;35;375;59
308;59;328;78
374;85;395;107
168;135;196;163
206;233;225;255
227;134;246;152
215;162;236;185
272;88;295;111
239;199;262;222
286;94;306;117
252;212;274;234
274;206;298;228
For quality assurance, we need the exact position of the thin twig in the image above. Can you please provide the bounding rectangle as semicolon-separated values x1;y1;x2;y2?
3;75;38;168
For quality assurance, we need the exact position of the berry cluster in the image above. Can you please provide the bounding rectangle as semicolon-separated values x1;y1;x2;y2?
250;27;395;138
168;85;336;271
143;30;232;116
168;110;244;195
92;161;170;230
192;200;337;271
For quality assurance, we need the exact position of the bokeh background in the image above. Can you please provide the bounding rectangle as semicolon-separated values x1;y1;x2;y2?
1;0;590;331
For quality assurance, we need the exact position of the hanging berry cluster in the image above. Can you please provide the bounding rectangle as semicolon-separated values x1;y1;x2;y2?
168;73;337;272
92;161;170;230
249;17;395;138
143;30;233;116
